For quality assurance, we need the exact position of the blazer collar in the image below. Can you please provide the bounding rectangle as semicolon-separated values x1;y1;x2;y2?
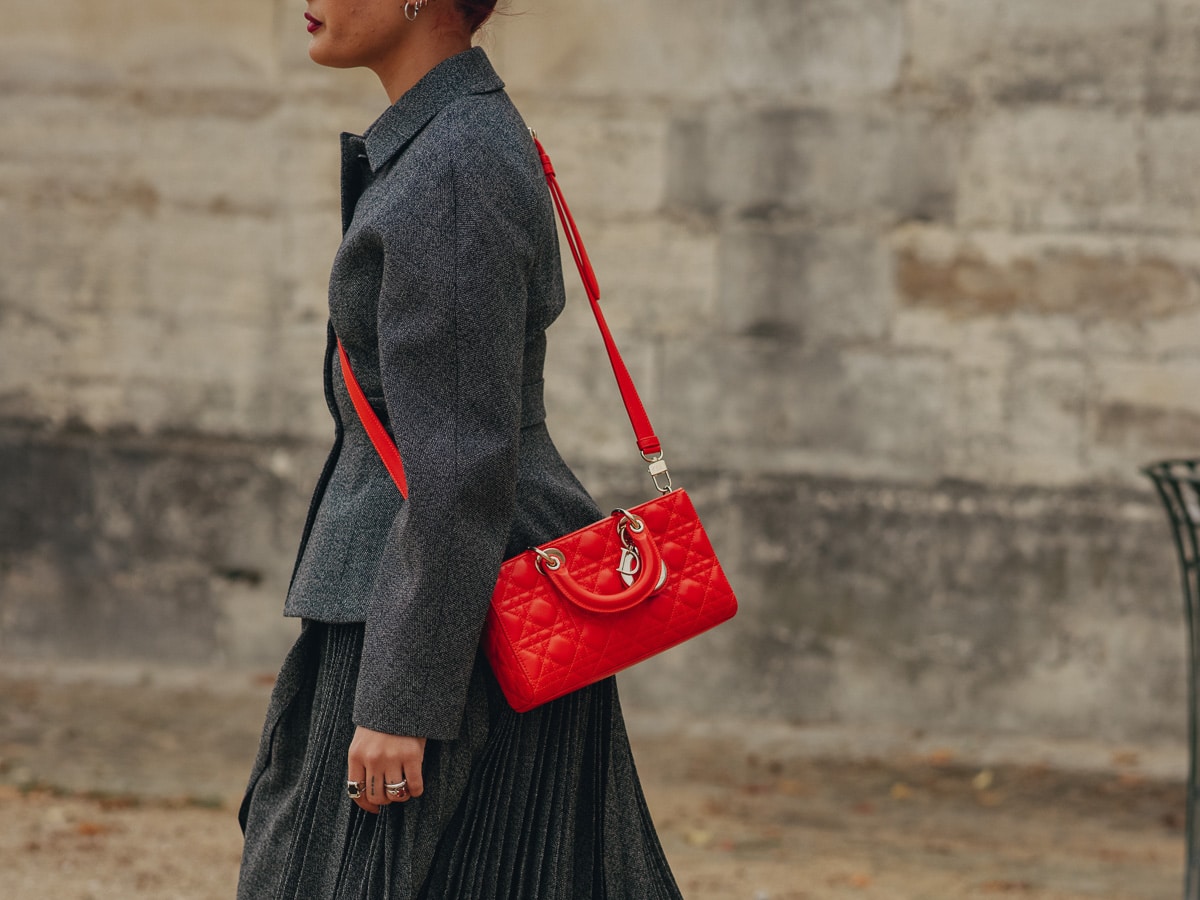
358;47;503;173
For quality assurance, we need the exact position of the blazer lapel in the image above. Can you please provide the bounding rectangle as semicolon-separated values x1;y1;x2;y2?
361;47;504;174
339;133;370;236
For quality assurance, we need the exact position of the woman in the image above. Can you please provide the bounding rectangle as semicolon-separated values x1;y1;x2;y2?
236;1;684;897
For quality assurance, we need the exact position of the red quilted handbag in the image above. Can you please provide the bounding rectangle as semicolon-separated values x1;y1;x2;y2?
338;133;738;712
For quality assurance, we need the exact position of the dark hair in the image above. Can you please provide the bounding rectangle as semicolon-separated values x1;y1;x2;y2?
456;0;499;33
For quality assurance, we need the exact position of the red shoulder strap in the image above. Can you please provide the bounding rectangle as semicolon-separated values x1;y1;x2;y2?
337;134;666;500
530;135;662;459
338;339;409;498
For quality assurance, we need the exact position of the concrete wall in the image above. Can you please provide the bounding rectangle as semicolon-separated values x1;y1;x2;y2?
2;0;1198;743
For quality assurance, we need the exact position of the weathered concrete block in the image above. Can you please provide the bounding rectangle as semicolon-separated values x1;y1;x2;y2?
260;321;336;442
1004;357;1090;486
1096;360;1200;421
503;102;673;219
724;0;905;99
279;211;341;324
620;472;1183;743
892;225;1200;320
941;363;1010;481
6;1;275;75
1146;305;1200;360
657;338;952;481
718;223;893;344
0;198;287;436
0;432;314;667
542;321;659;468
491;0;725;102
554;218;719;339
668;104;958;225
1091;360;1200;481
127;113;279;217
1092;403;1200;483
956;107;1142;231
904;0;1154;107
1147;0;1200;112
1144;114;1200;232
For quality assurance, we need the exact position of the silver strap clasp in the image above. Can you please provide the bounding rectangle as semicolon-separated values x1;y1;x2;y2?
642;452;673;494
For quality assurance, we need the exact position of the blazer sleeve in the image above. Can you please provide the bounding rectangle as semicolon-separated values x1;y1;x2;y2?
352;134;537;740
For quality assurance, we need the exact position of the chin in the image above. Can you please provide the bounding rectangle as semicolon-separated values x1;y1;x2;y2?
308;40;358;70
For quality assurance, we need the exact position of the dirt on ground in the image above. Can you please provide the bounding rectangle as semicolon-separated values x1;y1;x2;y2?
0;666;1186;900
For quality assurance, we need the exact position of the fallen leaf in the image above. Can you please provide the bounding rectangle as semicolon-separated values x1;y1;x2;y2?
777;779;806;797
94;794;141;811
890;782;913;801
980;879;1034;893
1162;809;1185;831
740;783;774;796
972;770;995;791
76;821;111;837
1112;750;1140;768
927;748;956;767
683;829;713;848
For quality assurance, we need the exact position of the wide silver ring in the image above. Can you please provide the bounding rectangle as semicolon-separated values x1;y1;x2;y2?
385;779;409;798
347;780;364;800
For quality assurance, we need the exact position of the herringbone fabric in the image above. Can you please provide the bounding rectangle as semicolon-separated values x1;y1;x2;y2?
236;623;683;900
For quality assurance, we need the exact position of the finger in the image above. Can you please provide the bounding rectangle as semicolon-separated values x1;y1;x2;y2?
345;782;376;816
364;771;391;808
347;766;367;805
404;757;425;799
383;773;410;804
354;796;381;815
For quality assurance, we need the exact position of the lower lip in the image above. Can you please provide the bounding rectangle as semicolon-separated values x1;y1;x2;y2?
305;14;323;33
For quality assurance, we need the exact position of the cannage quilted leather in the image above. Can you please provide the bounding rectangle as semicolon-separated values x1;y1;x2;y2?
483;488;738;712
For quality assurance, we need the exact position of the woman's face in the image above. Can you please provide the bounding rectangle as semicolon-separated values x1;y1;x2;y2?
303;0;411;70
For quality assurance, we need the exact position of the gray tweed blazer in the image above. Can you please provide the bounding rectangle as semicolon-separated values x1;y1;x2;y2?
284;48;601;741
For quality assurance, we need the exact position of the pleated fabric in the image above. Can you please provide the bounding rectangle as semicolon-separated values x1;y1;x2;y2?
237;622;683;900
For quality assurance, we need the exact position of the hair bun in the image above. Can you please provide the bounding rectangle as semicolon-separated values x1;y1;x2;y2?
457;0;499;33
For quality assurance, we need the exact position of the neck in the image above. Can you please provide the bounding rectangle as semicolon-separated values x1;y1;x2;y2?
373;20;472;104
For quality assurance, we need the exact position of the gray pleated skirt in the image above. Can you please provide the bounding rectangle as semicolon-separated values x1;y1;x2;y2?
236;621;683;899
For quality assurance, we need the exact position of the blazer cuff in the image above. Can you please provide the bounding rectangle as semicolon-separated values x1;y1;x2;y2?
351;659;474;742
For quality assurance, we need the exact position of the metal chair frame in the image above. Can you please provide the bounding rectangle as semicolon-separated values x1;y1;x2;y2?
1145;459;1200;899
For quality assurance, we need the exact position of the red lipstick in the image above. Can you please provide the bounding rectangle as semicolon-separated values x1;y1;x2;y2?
305;12;323;33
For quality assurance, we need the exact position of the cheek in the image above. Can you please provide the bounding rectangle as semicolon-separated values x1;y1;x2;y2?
308;23;369;68
309;2;407;68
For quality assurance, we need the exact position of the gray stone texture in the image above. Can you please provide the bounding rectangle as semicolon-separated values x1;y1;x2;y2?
2;0;1200;743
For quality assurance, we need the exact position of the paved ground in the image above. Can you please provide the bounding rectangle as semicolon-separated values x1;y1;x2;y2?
0;663;1189;899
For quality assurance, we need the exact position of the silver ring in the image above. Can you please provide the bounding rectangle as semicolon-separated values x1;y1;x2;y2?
533;547;565;573
347;780;364;800
385;779;409;798
613;509;645;534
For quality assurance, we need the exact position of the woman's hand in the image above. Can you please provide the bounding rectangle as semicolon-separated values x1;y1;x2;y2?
347;726;427;814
